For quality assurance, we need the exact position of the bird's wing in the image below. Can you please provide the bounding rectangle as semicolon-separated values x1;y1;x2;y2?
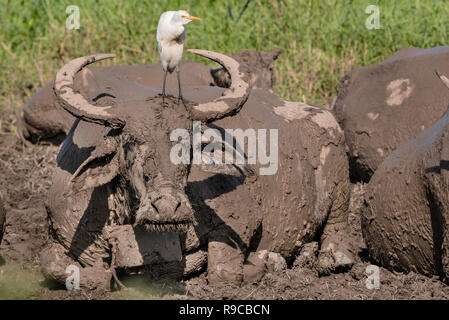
157;11;173;42
157;40;162;56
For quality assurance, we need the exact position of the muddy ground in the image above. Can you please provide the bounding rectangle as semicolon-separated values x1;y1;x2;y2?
1;109;449;300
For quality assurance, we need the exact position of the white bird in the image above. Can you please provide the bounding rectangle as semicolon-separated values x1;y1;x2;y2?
156;10;201;105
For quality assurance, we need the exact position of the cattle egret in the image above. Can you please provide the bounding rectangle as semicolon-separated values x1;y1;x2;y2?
157;10;201;105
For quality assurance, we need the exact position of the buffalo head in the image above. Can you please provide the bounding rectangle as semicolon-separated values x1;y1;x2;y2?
53;50;251;232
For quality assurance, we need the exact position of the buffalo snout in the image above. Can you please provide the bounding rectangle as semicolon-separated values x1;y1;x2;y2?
134;188;193;232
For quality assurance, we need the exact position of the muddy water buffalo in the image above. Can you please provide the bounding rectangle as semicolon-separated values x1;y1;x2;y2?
41;50;260;289
334;46;449;181
362;72;449;281
27;51;352;290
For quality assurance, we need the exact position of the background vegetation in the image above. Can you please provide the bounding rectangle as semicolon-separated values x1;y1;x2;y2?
1;0;449;115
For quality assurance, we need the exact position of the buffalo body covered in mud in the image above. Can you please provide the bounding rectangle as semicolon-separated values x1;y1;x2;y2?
334;46;449;181
362;72;449;281
21;50;353;290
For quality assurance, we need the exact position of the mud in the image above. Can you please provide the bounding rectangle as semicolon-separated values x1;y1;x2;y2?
1;109;449;299
0;195;5;245
0;111;54;263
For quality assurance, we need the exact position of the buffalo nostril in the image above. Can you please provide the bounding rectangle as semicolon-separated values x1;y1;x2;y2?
151;196;180;215
175;200;181;212
151;201;159;213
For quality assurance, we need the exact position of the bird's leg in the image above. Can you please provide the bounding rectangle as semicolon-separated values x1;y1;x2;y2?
177;68;186;107
162;70;167;105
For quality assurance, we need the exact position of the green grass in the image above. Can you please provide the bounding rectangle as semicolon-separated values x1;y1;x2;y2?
1;0;449;113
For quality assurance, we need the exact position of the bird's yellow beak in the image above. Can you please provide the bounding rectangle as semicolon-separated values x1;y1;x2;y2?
183;15;201;21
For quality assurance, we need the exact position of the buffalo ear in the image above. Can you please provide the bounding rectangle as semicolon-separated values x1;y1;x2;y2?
262;49;282;64
68;138;120;194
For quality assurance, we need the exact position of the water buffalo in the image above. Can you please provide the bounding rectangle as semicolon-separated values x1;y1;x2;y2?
24;50;352;290
362;71;449;282
334;46;449;181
